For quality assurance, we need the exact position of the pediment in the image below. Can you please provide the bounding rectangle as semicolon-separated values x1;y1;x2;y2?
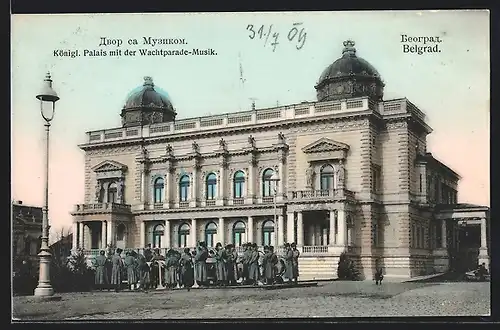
301;138;350;154
92;160;128;173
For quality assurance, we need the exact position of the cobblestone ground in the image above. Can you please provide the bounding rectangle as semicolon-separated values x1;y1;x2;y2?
12;281;490;320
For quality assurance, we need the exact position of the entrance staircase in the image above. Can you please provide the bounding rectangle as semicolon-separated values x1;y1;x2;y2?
298;256;339;281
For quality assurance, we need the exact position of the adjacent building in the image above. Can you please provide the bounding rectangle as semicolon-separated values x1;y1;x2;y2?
12;201;42;267
71;40;490;280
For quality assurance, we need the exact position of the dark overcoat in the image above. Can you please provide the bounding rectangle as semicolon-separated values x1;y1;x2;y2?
215;249;228;282
284;249;294;279
180;253;194;287
292;248;300;278
194;247;208;282
248;250;260;280
263;252;278;280
226;250;238;281
94;255;108;285
165;256;178;285
110;254;123;285
124;255;138;284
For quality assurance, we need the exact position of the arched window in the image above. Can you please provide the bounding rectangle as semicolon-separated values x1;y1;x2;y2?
233;171;245;198
205;222;218;248
152;223;165;248
233;221;246;246
262;168;275;197
178;223;190;248
153;177;165;203
320;165;335;191
108;182;118;203
206;173;217;200
262;220;275;246
179;175;190;202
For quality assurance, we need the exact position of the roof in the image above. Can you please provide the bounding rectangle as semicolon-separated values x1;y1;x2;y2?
434;203;490;211
415;152;461;179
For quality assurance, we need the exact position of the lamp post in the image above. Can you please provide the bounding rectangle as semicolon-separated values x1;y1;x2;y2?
34;72;59;297
269;172;280;247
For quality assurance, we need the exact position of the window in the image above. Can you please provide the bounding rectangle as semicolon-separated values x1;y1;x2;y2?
153;177;164;203
179;175;190;202
262;168;275;197
205;222;218;248
262;220;275;246
116;223;126;241
233;171;245;198
233;221;246;246
320;164;335;190
419;174;423;193
152;224;165;248
206;173;217;200
108;182;117;203
178;223;190;247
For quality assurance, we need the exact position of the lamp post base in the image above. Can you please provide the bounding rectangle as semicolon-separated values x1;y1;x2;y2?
34;286;55;297
34;250;54;297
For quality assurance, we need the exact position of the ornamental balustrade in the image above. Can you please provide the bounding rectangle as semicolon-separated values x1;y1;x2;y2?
85;97;424;144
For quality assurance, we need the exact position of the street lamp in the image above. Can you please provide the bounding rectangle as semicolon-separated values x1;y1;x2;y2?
34;72;59;297
269;172;280;247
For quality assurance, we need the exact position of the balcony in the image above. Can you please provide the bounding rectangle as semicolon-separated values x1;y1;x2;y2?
72;203;132;215
287;189;356;202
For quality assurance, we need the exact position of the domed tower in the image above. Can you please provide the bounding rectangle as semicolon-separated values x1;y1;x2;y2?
120;76;177;127
315;40;385;102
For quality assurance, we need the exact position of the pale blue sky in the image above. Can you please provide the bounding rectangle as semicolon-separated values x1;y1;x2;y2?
11;11;490;233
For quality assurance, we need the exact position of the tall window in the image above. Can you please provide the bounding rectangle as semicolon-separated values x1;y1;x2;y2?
205;222;218;247
179;175;190;202
178;223;190;247
320;165;335;190
233;221;246;246
153;224;165;248
108;182;118;203
153;177;164;203
262;168;275;197
206;173;217;200
262;220;275;246
233;171;245;198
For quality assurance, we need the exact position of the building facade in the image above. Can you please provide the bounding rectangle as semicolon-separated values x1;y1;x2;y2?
12;201;42;269
72;40;490;280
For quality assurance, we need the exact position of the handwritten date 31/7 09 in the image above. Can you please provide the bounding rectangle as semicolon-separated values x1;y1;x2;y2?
246;23;307;52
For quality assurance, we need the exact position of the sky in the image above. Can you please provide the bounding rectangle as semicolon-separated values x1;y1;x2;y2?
11;11;490;235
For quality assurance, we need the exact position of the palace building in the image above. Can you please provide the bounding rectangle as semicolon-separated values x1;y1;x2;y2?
71;40;490;280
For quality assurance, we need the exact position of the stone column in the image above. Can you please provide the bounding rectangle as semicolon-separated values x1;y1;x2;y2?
72;222;78;250
190;167;198;207
219;159;226;206
140;221;145;248
191;219;197;247
315;225;322;245
329;211;336;245
219;217;225;245
297;212;304;246
246;160;255;204
286;212;295;243
337;209;346;246
165;165;172;208
107;221;114;247
441;219;447;249
101;221;107;249
78;222;84;249
277;214;284;246
141;169;147;203
165;220;171;248
322;228;328;246
247;216;254;243
277;160;284;198
480;218;487;249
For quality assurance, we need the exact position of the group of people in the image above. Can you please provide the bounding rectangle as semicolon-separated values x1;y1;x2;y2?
92;241;301;292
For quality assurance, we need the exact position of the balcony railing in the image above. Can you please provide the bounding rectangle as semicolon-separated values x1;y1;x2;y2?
73;203;131;213
233;198;244;205
288;189;355;201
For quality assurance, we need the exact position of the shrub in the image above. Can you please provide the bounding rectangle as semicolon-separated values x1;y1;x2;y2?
337;252;361;281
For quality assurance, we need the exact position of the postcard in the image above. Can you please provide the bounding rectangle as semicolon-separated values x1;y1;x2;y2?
11;11;490;320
